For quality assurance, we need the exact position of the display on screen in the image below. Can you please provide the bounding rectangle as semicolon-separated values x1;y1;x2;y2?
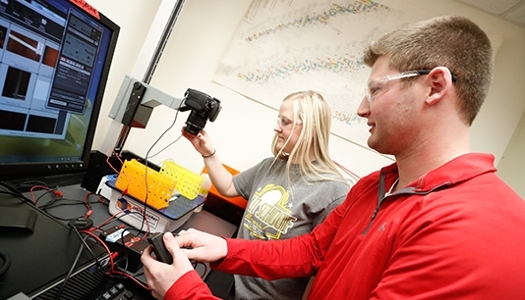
0;0;119;180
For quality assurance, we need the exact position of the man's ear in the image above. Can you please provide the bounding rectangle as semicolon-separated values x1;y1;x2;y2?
425;66;454;105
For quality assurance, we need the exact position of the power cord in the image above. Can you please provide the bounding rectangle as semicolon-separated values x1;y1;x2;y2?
68;218;101;268
54;235;87;300
0;181;33;204
54;219;105;299
141;99;184;233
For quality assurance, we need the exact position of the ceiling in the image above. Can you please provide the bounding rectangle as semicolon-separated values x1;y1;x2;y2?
454;0;525;28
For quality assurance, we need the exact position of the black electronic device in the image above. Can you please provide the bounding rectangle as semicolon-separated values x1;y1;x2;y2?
99;226;150;273
0;0;120;183
147;232;174;264
180;88;221;135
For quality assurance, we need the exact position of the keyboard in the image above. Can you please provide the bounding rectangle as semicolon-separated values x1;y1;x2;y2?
95;282;134;300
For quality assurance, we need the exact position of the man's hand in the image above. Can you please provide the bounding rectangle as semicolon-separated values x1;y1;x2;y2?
176;228;228;262
141;232;195;299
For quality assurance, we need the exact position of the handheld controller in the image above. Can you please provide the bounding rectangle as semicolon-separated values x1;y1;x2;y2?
147;232;173;264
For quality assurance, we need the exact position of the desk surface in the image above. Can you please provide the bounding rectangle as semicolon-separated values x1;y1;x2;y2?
0;193;107;300
1;183;238;299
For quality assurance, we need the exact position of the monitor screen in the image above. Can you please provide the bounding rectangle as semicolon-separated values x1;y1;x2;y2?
0;0;119;182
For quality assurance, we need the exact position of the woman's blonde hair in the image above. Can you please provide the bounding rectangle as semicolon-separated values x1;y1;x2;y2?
271;91;347;186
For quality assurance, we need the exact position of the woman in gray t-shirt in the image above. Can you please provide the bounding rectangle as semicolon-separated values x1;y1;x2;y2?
182;91;351;300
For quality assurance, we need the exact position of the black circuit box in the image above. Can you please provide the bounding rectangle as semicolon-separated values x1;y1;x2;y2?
99;226;150;272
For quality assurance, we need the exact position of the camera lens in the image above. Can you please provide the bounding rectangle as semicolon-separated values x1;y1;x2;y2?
184;111;207;135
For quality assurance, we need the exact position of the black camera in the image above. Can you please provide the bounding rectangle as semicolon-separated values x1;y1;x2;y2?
180;88;221;135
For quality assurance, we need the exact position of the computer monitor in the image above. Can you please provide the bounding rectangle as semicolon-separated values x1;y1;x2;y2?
0;0;119;182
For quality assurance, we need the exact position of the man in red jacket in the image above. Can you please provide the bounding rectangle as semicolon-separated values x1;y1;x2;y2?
141;16;525;300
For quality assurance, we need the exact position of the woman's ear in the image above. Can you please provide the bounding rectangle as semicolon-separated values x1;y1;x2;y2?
425;66;454;105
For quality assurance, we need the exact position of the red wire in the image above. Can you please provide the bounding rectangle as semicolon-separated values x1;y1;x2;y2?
83;192;93;218
105;148;132;194
112;149;124;164
127;204;151;237
29;185;57;207
92;210;127;231
91;203;150;236
79;230;151;291
105;148;122;174
98;195;109;205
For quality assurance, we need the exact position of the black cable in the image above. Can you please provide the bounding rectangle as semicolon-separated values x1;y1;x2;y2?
0;250;12;277
43;199;83;209
42;199;88;221
40;196;102;221
100;212;151;238
0;181;33;204
144;95;184;160
0;181;24;195
0;190;30;203
118;229;130;273
147;133;183;159
69;223;101;269
54;235;86;300
141;99;184;232
35;189;58;208
101;227;142;281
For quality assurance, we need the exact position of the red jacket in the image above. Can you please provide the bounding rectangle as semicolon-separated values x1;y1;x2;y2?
166;153;525;299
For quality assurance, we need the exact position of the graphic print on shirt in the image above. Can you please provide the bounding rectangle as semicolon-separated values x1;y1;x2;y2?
243;183;297;240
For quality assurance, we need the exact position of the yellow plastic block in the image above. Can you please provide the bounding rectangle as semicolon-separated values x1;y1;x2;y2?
115;159;174;209
160;160;204;200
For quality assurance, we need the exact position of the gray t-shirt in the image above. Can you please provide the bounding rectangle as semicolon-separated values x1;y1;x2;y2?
231;157;350;300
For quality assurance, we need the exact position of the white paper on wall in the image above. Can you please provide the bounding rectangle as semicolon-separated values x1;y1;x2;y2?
213;0;429;147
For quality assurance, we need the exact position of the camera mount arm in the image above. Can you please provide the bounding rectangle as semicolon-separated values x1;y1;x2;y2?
109;75;184;128
108;75;221;155
108;75;184;154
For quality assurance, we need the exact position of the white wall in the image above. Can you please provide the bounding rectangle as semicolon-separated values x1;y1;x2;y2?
498;114;525;198
88;0;525;193
85;0;163;153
